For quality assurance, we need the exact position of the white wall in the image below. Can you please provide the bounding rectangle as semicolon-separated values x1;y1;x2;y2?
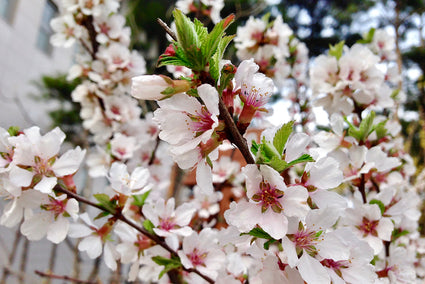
0;0;74;130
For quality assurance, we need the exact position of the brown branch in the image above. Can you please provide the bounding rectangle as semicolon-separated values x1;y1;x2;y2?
81;15;99;60
358;173;367;204
218;97;255;164
35;270;98;284
55;186;214;284
157;18;177;41
18;238;29;284
148;136;161;166
0;226;22;284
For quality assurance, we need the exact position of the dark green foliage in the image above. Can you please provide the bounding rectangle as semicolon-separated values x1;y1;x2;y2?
33;74;84;146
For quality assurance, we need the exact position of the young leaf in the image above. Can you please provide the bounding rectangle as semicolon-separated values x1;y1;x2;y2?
242;227;273;240
369;199;385;215
373;120;388;140
152;256;182;279
329;41;345;60
143;219;155;234
357;28;376;44
268;156;288;172
251;140;259;156
93;193;117;214
286;154;315;168
7;126;20;136
273;121;294;156
202;14;235;64
132;190;151;207
209;35;235;83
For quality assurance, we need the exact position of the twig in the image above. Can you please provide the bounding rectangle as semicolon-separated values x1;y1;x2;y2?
218;97;255;164
148;136;161;166
157;18;177;41
87;258;100;282
47;244;58;284
55;186;214;284
35;270;98;284
0;227;22;284
81;15;99;60
358;173;367;204
18;238;29;284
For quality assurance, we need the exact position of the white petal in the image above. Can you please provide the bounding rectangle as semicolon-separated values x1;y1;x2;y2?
285;133;310;162
9;166;33;187
47;216;69;243
34;176;57;194
196;160;214;194
53;147;86;176
297;253;330;284
79;236;103;259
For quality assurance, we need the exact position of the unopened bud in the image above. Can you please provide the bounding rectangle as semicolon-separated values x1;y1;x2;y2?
131;75;191;101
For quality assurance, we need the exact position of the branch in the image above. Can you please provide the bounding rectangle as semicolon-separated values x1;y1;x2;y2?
358;173;367;204
56;186;214;284
157;18;177;41
218;96;255;164
81;15;99;60
35;270;98;284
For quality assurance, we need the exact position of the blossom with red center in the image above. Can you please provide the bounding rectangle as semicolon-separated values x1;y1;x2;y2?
142;198;195;250
154;84;221;170
251;181;284;213
178;228;225;280
224;164;309;239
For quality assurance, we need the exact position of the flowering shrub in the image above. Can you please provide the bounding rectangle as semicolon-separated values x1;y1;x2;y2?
1;1;425;283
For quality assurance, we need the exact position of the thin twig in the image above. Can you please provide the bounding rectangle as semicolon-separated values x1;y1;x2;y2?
218;97;255;164
157;18;177;41
35;270;98;284
0;227;22;284
148;136;161;166
47;244;58;284
55;186;214;284
18;238;29;284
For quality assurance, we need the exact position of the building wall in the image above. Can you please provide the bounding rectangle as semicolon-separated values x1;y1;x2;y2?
0;0;74;129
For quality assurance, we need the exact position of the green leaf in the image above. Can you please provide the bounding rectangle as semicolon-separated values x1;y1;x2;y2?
94;211;111;220
173;9;199;52
194;18;208;43
93;193;117;214
202;15;234;61
329;41;345;60
242;227;273;239
143;219;155;233
268;156;288;172
152;256;182;279
358;28;375;44
263;239;276;250
369;199;385;215
392;228;409;240
286;154;315;168
132;191;151;207
346;111;376;142
273;121;294;156
209;35;235;83
373;120;388;140
251;140;259;156
172;10;203;70
7;126;20;136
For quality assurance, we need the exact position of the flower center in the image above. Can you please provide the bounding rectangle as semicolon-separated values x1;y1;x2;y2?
292;229;318;254
251;181;284;213
188;248;207;267
42;197;66;218
159;217;176;231
187;107;215;136
358;217;379;237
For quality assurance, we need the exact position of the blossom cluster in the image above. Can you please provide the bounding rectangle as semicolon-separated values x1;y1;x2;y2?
1;2;424;284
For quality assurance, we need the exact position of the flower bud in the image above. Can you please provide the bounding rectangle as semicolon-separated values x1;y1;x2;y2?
131;75;190;101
